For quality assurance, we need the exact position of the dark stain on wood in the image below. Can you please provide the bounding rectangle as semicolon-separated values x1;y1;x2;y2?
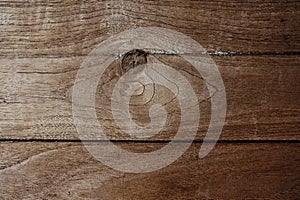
121;49;149;73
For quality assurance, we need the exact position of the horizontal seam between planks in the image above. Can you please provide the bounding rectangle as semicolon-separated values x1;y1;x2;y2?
0;139;299;144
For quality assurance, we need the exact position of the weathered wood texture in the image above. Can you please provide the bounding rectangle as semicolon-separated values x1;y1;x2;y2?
0;1;299;141
0;0;299;58
0;55;299;140
1;0;299;199
0;142;299;199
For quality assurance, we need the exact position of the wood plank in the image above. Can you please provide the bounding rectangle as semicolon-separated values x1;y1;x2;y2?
0;142;299;199
0;55;299;140
0;0;299;58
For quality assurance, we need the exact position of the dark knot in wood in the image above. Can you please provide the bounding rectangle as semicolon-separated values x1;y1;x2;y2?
121;49;148;73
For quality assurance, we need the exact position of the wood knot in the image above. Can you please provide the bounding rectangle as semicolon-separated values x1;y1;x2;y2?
121;49;148;73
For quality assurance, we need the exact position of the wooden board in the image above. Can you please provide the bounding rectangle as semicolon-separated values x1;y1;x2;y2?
0;0;299;58
0;55;299;140
0;142;299;199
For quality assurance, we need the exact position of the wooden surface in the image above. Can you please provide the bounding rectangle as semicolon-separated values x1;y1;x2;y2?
1;0;299;56
1;142;300;199
1;0;300;199
0;55;299;140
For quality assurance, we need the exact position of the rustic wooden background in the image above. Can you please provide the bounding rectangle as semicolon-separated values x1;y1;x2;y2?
0;0;299;199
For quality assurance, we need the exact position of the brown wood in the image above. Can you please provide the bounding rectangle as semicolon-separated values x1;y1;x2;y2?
1;0;299;199
0;55;299;140
0;142;299;199
0;0;299;58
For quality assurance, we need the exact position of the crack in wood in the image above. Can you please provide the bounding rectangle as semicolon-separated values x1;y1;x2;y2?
0;52;299;59
115;50;300;60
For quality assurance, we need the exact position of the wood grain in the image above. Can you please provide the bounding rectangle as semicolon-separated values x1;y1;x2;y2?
1;0;299;199
0;142;299;199
0;0;299;58
0;55;299;140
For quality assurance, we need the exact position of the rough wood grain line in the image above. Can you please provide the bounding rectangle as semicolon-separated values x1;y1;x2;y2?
0;142;299;199
0;55;299;140
0;0;299;58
